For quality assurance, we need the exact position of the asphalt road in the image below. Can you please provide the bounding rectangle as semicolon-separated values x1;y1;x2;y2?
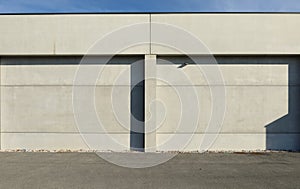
0;152;299;189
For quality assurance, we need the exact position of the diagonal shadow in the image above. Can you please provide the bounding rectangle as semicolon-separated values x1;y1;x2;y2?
265;62;300;151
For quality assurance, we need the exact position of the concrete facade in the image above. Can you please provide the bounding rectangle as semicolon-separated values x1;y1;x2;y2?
0;13;299;151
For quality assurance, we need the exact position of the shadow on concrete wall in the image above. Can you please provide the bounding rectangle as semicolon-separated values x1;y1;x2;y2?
130;60;145;152
158;55;300;151
265;62;300;151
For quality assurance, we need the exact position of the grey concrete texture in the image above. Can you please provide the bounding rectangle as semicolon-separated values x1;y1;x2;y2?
151;14;300;54
1;56;300;151
0;15;150;55
0;152;299;189
1;14;300;55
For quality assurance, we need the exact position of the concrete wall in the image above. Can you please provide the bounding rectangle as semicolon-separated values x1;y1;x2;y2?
1;56;297;151
1;14;300;55
151;14;300;54
156;56;290;151
0;14;150;55
1;56;144;151
0;13;299;151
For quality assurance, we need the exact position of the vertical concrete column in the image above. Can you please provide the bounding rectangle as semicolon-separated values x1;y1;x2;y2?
145;55;157;152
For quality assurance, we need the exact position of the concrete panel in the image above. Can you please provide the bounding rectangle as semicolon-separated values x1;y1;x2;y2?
1;65;131;86
145;55;157;152
0;14;150;55
157;134;266;151
156;64;288;86
1;14;300;55
1;133;129;151
151;14;300;54
1;64;289;87
1;86;130;133
156;86;288;133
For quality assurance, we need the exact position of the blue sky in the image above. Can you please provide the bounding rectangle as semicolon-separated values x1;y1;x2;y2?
0;0;299;13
